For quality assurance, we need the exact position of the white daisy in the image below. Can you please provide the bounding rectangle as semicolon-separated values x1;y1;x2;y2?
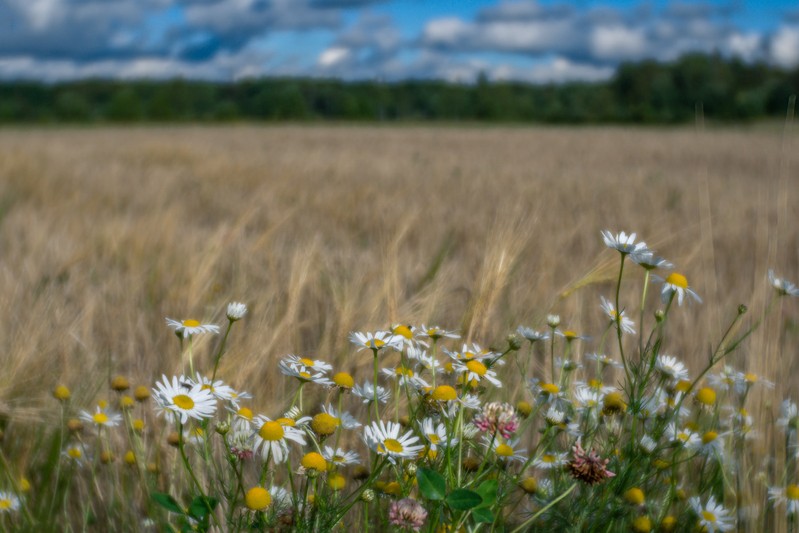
182;373;237;403
640;435;657;454
445;343;496;362
600;296;636;334
226;302;248;321
420;418;456;450
451;359;502;387
79;405;123;429
322;446;360;467
321;403;361;429
632;252;673;270
732;371;774;395
768;484;799;515
486;438;527;463
586;353;623;369
165;318;220;338
689;496;734;532
349;331;403;352
418;325;460;341
516;326;549;343
252;416;306;464
601;230;650;258
352;381;391;404
228;389;253;408
277;361;333;386
689;429;725;458
666;423;701;449
152;375;217;424
0;492;20;514
708;365;737;392
656;272;701;305
769;270;799;297
363;421;424;464
655;355;689;382
62;445;88;465
555;329;590;342
573;387;603;412
777;400;799;431
281;354;333;373
382;365;423;387
532;451;567;470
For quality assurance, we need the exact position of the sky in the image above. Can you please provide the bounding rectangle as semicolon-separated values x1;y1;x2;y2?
0;0;798;83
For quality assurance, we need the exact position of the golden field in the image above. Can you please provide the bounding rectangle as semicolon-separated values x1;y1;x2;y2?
0;124;796;422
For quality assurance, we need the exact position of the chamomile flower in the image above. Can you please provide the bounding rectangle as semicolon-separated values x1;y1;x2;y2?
532;451;568;470
391;324;422;346
600;296;636;334
516;326;549;343
777;400;799;431
768;484;799;515
419;418;455;450
530;379;566;405
320;403;361;429
282;354;333;373
690;429;725;458
445;343;496;362
349;331;403;352
182;373;237;403
278;361;333;386
451;359;502;387
487;438;527;463
586;353;622;369
382;365;423;387
667;423;701;448
79;405;123;429
63;445;88;465
352;382;391;404
555;329;590;342
363;421;424;464
732;371;774;394
165;318;220;338
601;230;650;257
322;446;360;467
768;270;799;297
655;355;689;382
0;492;20;514
152;375;217;424
632;252;673;270
573;387;604;413
689;496;734;532
252;416;306;464
418;325;460;341
657;272;701;305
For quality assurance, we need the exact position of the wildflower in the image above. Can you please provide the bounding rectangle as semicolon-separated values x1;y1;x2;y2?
600;296;636;334
547;314;560;328
530;379;564;403
363;421;424;464
418;325;459;341
332;372;355;390
0;492;20;514
430;385;457;402
777;400;799;431
328;473;346;491
732;371;774;395
573;387;603;413
420;418;455;450
516;326;549;343
152;375;216;425
452;358;502;387
301;452;328;474
689;496;734;532
133;386;150;402
382;365;427;388
586;353;622;369
601;230;650;257
473;402;519;438
389;498;428;531
544;406;567;428
667;423;701;448
320;403;361;429
631;516;652;533
624;487;645;505
349;331;403;352
53;385;71;402
489;438;527;463
655;355;689;382
691;429;725;458
228;427;256;461
567;440;615;484
516;401;533;418
278;361;333;386
245;487;271;511
633;252;673;270
657;272;701;305
182;373;237;404
165;318;220;338
79;406;123;429
533;451;568;470
281;354;333;373
520;477;538;494
555;329;590;342
323;446;360;467
63;445;86;464
695;387;717;407
226;302;247;321
602;391;627;415
352;381;390;404
640;435;657;454
252;416;306;464
768;270;799;297
110;376;130;391
768;484;799;515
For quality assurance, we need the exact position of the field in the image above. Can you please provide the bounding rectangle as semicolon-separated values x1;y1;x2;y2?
0;124;798;530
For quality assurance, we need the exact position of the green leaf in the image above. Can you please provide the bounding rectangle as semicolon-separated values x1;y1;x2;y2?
472;507;495;523
475;480;498;508
446;489;483;510
188;496;219;520
151;492;184;515
416;468;446;501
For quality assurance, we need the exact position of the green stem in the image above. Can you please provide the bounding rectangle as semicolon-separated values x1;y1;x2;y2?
211;320;234;382
509;483;577;533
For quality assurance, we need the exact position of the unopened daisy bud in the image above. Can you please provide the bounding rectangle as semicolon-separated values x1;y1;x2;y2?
132;419;145;432
67;418;84;433
520;477;537;494
516;401;532;418
738;304;747;315
624;487;645;505
695;387;716;406
405;463;417;476
167;432;181;447
311;413;340;437
361;489;375;503
133;386;150;402
215;422;230;435
301;452;327;474
328;473;346;491
119;396;134;409
654;310;665;322
110;376;130;392
245;486;271;511
53;385;71;402
507;334;522;351
631;515;651;533
100;450;115;464
547;314;560;328
227;302;247;321
333;372;355;390
124;450;136;465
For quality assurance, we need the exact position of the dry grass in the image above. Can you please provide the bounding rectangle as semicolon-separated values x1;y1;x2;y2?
0;124;796;422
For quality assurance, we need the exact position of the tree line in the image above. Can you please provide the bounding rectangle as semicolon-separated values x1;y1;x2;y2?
1;53;797;124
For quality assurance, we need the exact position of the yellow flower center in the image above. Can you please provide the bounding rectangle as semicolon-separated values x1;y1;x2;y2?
133;419;145;431
495;443;513;457
311;413;340;436
238;407;253;420
333;372;354;388
172;394;195;410
744;373;758;383
0;500;10;510
666;273;688;289
381;438;404;453
393;325;413;339
702;431;718;444
300;357;315;366
563;330;577;339
541;383;560;394
696;388;716;406
624;488;645;505
371;338;385;347
53;385;71;401
677;432;690;442
68;448;82;459
396;367;414;377
299;371;312;379
301;452;327;471
431;385;457;401
542;454;555;463
588;379;602;390
245;487;271;511
259;421;284;441
98;399;108;409
182;319;200;327
787;485;799;500
328;473;346;490
93;412;109;425
429;434;440;444
702;510;717;523
465;360;487;376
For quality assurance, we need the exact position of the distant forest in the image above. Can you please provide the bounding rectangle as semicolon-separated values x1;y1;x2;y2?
1;53;797;124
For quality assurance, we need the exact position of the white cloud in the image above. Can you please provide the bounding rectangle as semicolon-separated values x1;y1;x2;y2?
590;25;647;61
770;26;799;68
318;46;350;67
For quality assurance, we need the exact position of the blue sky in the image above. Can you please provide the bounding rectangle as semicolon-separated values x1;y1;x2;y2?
0;0;797;82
